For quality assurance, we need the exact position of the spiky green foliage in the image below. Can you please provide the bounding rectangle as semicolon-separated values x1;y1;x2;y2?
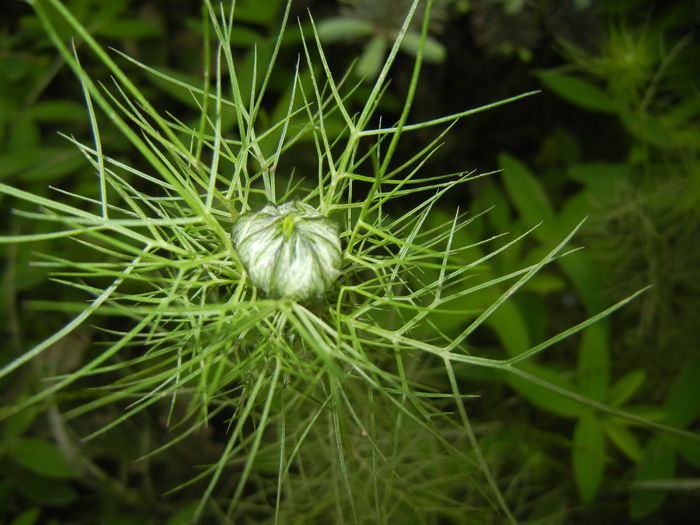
2;1;697;523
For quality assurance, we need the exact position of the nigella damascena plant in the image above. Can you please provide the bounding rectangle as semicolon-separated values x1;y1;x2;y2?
231;201;342;301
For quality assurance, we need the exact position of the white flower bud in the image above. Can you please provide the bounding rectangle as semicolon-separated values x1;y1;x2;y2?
232;201;342;301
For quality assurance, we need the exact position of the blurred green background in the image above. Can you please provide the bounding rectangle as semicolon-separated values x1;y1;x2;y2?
1;0;699;523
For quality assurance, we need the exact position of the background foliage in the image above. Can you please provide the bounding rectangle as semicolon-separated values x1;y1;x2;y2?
1;0;699;523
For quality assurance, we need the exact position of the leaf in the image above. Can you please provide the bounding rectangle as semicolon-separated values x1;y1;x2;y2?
566;162;632;187
316;17;373;43
0;148;84;182
514;293;547;342
3;406;40;438
537;126;581;166
608;370;646;407
670;437;700;470
400;33;446;63
537;72;618;114
499;153;555;240
357;35;388;79
573;411;606;503
524;485;568;525
233;0;285;24
566;163;632;210
10;508;41;525
27;101;88;123
557;251;606;312
228;26;264;46
10;117;40;149
100;514;152;525
165;501;199;525
0;56;33;81
93;19;162;39
663;358;700;428
503;0;525;15
507;362;584;418
629;436;676;519
8;438;78;479
147;68;208;108
558;193;594;236
481;182;511;232
576;324;609;401
488;300;583;417
16;476;79;506
601;417;643;462
20;152;87;182
521;272;567;294
487;301;530;358
664;96;700;123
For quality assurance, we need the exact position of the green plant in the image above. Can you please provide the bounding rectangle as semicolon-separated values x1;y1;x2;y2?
0;0;172;301
317;0;447;78
1;409;80;525
1;0;697;523
464;7;700;516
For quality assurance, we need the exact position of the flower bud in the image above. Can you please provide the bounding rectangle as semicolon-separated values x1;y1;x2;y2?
232;201;342;301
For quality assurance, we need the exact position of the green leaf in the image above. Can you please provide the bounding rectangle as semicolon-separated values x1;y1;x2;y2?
0;148;84;182
10;508;41;525
165;501;199;525
521;272;567;294
566;162;632;187
487;301;530;358
557;251;606;312
537;72;618;114
99;515;151;525
499;153;555;239
357;35;388;79
90;0;129;20
0;57;33;81
566;163;632;210
514;293;547;342
10;117;40;149
400;33;446;63
629;436;676;519
507;363;584;418
228;26;264;46
537;126;581;166
573;411;606;503
622;404;666;423
503;0;525;15
94;19;162;39
664;358;700;428
576;324;609;401
20;152;87;182
664;96;700;123
608;370;646;407
26;101;88;123
601;417;643;462
671;437;700;470
9;438;78;479
480;182;511;232
316;17;374;43
524;485;568;525
3;406;40;438
146;68;207;108
557;193;594;237
16;476;79;506
233;0;285;24
488;299;583;417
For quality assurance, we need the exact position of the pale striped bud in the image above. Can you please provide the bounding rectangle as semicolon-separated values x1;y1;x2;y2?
232;202;342;301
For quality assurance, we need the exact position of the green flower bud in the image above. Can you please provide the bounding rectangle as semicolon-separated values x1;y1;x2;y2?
232;201;342;301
